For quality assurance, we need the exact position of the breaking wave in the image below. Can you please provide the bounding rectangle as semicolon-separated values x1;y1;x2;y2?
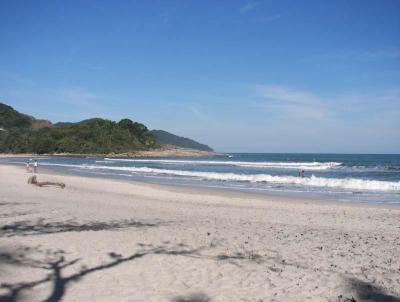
40;162;400;192
103;158;341;171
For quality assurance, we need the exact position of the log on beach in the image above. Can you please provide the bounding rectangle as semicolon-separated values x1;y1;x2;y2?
28;175;66;189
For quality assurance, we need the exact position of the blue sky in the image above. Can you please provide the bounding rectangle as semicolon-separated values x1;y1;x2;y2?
0;0;399;153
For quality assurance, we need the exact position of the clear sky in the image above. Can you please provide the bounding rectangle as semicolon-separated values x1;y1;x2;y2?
0;0;399;153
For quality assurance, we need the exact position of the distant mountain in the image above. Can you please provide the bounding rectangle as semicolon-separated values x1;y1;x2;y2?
0;102;214;154
150;130;213;152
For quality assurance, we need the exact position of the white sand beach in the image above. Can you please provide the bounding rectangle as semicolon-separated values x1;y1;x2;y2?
0;164;399;302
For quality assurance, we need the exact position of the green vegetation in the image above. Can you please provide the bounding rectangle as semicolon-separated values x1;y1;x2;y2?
149;130;213;151
0;103;33;129
0;103;157;154
0;102;213;154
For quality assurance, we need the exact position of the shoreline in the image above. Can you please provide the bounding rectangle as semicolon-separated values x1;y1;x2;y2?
3;164;400;215
2;161;399;210
1;164;400;301
41;167;400;210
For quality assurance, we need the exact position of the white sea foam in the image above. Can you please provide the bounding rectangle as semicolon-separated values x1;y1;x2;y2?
40;162;400;192
103;158;341;170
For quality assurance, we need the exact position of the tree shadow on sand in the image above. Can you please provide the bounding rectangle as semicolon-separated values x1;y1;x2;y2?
0;244;203;302
210;251;400;301
215;251;263;263
0;212;31;219
0;202;36;207
342;277;400;302
2;240;398;302
0;218;163;237
171;292;211;302
0;202;21;206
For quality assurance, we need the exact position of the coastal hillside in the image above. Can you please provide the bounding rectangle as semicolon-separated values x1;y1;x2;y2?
149;130;213;152
0;102;50;129
0;102;213;154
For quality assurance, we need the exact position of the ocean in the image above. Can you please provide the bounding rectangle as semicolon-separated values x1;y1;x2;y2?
2;153;400;205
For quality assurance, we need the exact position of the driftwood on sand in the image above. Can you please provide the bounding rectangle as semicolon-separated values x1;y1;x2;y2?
28;175;66;189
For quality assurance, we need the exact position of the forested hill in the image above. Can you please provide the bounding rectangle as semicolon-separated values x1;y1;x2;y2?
0;102;213;154
150;130;213;152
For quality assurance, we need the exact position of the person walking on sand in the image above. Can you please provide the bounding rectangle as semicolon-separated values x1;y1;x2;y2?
33;160;38;174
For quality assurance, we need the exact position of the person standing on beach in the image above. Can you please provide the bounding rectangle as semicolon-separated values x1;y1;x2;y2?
26;161;31;173
33;160;38;173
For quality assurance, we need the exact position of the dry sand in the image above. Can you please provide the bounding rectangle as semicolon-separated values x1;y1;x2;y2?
0;165;399;302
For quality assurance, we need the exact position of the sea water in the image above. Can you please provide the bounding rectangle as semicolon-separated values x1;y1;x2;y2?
2;153;400;205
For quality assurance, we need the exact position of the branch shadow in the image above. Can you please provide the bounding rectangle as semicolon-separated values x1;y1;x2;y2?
0;244;203;302
0;246;54;302
0;212;31;219
0;218;162;237
0;202;22;207
0;202;36;207
4;239;397;302
215;251;263;263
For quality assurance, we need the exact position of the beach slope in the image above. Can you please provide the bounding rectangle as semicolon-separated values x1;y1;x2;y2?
0;165;399;302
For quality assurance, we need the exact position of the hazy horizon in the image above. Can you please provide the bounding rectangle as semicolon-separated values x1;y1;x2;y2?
1;1;399;153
